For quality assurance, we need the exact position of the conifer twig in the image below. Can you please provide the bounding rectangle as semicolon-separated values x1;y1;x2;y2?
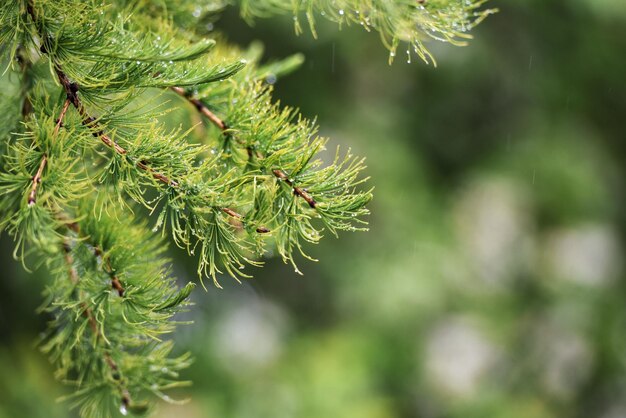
272;169;317;208
94;246;125;297
59;215;127;297
221;207;242;219
61;240;131;407
53;67;271;227
170;87;276;232
27;99;71;206
172;87;319;208
27;154;47;206
53;68;181;184
27;4;267;233
171;86;227;130
54;98;71;136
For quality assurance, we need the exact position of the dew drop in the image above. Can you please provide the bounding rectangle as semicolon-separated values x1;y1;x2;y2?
338;9;345;15
119;404;128;416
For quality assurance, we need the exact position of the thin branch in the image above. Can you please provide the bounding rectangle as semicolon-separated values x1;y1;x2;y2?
221;207;242;218
55;70;126;154
57;213;126;297
27;98;72;207
173;89;319;208
51;65;182;187
94;247;126;297
168;90;273;231
54;67;277;229
111;277;125;297
27;154;47;206
170;87;227;130
61;239;130;405
54;98;71;137
27;3;264;232
272;169;317;208
72;229;126;298
221;207;269;233
53;68;183;185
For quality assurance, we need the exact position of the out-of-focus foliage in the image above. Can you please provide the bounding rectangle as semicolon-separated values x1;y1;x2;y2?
2;0;625;418
235;0;496;64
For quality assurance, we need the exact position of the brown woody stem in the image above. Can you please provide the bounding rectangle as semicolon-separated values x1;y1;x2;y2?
272;169;317;208
53;68;183;186
27;155;47;206
27;98;73;207
221;207;242;218
170;86;227;130
54;99;71;136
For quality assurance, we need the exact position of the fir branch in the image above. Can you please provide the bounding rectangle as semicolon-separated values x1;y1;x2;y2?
42;201;194;417
52;68;151;174
173;86;321;209
169;50;372;271
61;237;134;411
53;67;266;231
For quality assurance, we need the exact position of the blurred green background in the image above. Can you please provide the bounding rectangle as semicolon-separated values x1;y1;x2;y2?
1;0;625;417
